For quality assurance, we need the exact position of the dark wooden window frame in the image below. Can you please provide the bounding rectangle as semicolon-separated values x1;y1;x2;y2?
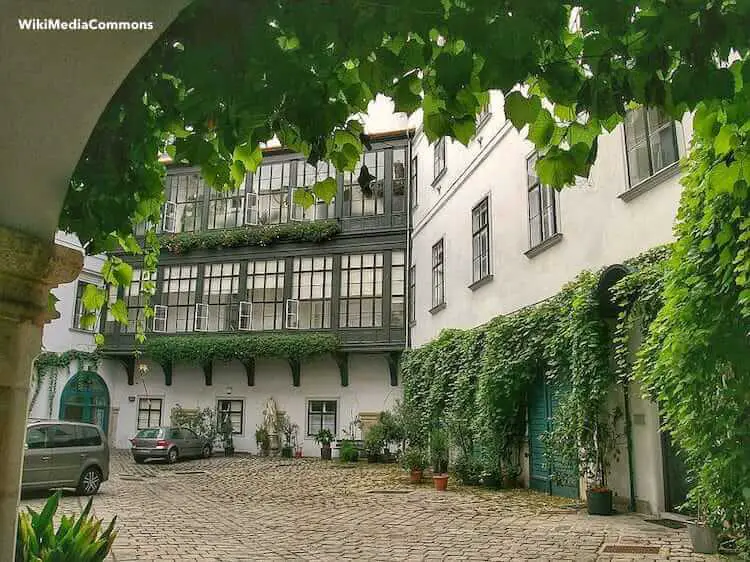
471;198;490;283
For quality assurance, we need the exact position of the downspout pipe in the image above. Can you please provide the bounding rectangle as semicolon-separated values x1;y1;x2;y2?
623;382;637;512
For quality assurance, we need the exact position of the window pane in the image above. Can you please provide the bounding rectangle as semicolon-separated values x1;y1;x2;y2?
650;125;678;173
627;144;652;185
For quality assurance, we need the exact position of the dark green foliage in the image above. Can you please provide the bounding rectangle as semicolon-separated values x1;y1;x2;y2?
339;440;359;463
16;491;117;561
144;333;339;365
313;428;334;447
159;220;340;255
454;452;484;486
429;426;449;474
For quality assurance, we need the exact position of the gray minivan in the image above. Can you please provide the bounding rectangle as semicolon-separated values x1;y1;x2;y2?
23;419;110;496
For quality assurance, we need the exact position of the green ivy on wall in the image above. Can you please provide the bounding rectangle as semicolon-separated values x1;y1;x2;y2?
30;351;101;417
159;220;341;255
401;248;670;487
144;333;339;365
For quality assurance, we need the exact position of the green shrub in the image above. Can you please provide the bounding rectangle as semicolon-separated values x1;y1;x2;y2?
339;440;359;462
171;404;217;443
16;491;117;561
454;452;484;486
401;446;427;471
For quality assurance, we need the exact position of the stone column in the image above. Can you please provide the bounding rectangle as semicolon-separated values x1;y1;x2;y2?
0;226;82;558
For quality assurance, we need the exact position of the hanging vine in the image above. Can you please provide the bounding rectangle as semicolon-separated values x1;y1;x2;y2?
29;351;101;416
402;247;674;485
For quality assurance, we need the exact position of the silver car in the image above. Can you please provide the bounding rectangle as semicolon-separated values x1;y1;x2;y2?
23;419;110;496
130;426;212;464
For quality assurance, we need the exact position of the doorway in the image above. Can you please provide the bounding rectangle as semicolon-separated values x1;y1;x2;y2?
59;370;110;434
661;429;691;513
527;376;579;499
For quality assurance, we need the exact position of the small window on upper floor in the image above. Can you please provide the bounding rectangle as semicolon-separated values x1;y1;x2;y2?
433;138;446;181
624;107;679;187
527;154;560;250
410;155;418;210
471;198;490;283
72;281;98;332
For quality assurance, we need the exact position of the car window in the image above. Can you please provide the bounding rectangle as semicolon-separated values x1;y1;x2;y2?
168;428;181;439
182;428;198;440
136;428;161;439
49;424;77;448
26;426;49;449
76;425;102;447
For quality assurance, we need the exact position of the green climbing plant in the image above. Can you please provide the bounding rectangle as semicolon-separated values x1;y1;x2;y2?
30;351;100;417
144;333;339;366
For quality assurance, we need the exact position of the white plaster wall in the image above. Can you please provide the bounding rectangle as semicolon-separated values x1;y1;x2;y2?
410;99;692;346
100;354;400;454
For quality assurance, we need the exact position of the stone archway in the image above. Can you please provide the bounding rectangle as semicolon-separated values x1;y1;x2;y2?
59;370;111;434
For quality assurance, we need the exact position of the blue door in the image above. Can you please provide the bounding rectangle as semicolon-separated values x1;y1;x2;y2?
59;371;110;434
527;376;578;499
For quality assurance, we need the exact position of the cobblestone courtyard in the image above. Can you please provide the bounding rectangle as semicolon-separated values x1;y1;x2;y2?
20;451;717;561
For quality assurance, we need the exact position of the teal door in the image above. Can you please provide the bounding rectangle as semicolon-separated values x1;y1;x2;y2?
528;377;578;499
59;371;110;434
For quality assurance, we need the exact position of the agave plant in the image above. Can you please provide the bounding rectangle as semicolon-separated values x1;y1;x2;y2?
16;491;117;561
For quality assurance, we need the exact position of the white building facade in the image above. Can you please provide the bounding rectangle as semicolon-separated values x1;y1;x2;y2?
408;92;691;515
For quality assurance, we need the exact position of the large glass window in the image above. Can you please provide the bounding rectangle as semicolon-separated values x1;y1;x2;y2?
217;399;244;435
432;239;445;308
471;198;490;282
137;398;162;429
343;150;385;217
391;251;405;328
307;400;337;436
392;148;407;213
123;268;155;334
207;182;246;230
202;263;241;331
163;172;205;233
433;138;446;179
291;256;333;329
527;154;559;248
251;161;292;225
339;253;384;328
624;107;679;186
246;259;285;330
160;265;199;332
72;281;95;331
292;161;335;221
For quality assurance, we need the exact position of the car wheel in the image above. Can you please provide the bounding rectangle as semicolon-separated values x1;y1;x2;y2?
201;445;211;459
77;467;102;496
167;447;178;464
134;457;146;464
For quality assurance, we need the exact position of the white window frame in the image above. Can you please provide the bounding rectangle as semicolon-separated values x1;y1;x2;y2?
285;299;299;329
244;192;259;225
306;398;338;437
153;305;168;333
238;300;253;331
137;397;163;430
194;303;210;332
161;201;177;233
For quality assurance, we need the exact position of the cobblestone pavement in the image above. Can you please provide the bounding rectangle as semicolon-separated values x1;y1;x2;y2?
20;451;720;561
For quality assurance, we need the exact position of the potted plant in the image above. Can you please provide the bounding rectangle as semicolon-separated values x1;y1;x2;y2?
255;426;270;456
402;447;427;483
339;439;359;463
364;423;386;463
686;498;719;554
314;428;334;460
430;426;449;491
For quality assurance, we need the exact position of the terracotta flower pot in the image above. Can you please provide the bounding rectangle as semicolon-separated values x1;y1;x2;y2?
433;474;449;492
410;469;423;483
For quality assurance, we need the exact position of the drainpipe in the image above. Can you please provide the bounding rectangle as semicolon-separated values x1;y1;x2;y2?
623;382;637;512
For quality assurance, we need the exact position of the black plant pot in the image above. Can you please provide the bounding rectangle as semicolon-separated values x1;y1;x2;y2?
281;446;293;458
587;489;613;515
321;446;332;460
224;446;235;457
367;452;381;464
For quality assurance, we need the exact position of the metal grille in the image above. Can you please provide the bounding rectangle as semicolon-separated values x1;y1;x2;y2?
602;545;662;554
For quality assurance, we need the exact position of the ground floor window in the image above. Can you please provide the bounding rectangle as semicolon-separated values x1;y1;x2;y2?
137;398;163;430
217;399;244;435
307;400;337;436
